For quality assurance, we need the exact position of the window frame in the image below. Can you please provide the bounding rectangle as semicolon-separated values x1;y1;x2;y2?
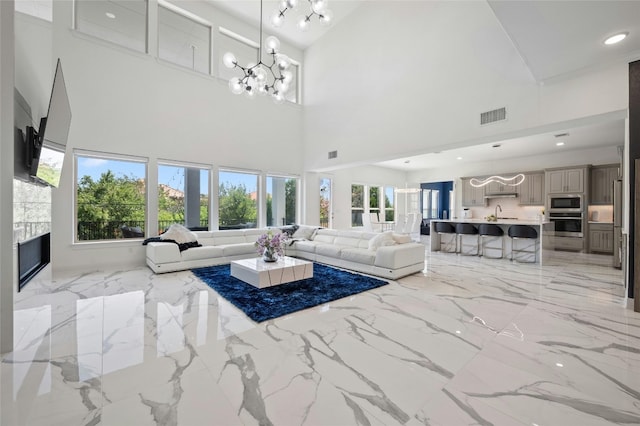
73;0;149;54
157;159;212;232
157;0;213;75
73;149;149;244
351;183;365;227
217;167;260;230
265;173;300;227
384;186;395;222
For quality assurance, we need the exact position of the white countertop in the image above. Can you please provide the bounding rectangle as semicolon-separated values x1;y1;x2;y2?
431;218;550;226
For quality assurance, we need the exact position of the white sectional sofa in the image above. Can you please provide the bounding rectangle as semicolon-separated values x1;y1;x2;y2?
146;227;425;279
146;228;266;273
285;229;425;279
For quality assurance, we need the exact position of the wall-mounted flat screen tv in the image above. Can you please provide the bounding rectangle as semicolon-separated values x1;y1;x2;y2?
35;145;65;187
26;58;72;188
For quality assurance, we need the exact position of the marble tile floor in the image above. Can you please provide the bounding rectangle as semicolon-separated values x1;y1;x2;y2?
1;248;638;426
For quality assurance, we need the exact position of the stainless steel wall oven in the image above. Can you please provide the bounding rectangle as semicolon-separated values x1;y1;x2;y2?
548;211;584;237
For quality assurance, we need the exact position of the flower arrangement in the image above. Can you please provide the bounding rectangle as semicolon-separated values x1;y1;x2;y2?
255;230;287;261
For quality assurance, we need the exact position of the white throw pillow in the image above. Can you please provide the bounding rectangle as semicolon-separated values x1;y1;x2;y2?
292;225;318;240
160;224;198;244
391;233;412;244
368;231;395;251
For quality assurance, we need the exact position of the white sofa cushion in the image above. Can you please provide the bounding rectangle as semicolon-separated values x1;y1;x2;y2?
392;233;412;244
368;231;395;251
375;244;425;269
214;233;248;245
293;240;318;253
313;233;336;243
220;243;257;257
292;225;318;240
146;242;181;264
316;244;343;257
161;224;197;244
341;248;376;265
181;246;224;261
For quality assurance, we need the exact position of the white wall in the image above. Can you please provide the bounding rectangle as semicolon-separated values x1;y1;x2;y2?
302;1;628;172
27;1;306;273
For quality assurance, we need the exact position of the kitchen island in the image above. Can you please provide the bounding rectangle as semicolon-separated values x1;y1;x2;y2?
430;218;555;264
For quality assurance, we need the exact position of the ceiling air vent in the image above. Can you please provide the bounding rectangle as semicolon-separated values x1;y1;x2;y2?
328;150;338;159
480;107;507;126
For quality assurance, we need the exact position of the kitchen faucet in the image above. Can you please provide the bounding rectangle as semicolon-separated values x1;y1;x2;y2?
495;204;502;219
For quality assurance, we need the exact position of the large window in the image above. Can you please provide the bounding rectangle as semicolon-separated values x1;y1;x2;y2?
218;170;258;229
369;186;380;221
384;186;395;221
266;175;297;226
285;63;299;104
218;29;258;82
15;0;53;21
75;152;147;241
75;0;147;53
158;162;210;232
158;1;211;74
351;184;364;227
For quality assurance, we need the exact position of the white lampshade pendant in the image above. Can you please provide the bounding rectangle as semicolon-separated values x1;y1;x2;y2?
228;77;244;95
319;9;333;26
222;52;237;69
310;0;327;14
265;36;281;54
270;10;284;27
297;15;310;31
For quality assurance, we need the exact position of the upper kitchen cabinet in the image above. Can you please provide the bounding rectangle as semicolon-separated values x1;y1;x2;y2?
461;178;486;207
546;167;587;194
590;164;619;205
518;172;545;205
485;179;520;196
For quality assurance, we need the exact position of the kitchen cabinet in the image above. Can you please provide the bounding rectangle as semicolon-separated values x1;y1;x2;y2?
461;178;486;207
485;180;520;195
546;167;585;194
518;173;545;205
589;223;614;254
590;165;619;205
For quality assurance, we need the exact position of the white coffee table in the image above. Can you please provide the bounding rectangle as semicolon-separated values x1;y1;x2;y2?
230;256;314;289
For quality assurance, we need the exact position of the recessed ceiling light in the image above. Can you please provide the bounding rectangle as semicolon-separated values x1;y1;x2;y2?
456;156;463;160
555;362;564;367
492;144;501;148
604;32;628;45
556;141;565;146
404;160;410;164
105;12;116;19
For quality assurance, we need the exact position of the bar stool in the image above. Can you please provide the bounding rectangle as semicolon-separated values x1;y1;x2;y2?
508;225;538;263
478;224;504;259
456;223;480;255
433;222;457;253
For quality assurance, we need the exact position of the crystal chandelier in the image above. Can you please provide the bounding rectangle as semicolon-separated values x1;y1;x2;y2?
222;0;293;103
271;0;333;32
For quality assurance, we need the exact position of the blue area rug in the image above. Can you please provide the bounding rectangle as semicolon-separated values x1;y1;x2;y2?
192;263;389;322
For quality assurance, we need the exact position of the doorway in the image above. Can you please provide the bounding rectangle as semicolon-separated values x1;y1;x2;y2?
421;181;454;234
